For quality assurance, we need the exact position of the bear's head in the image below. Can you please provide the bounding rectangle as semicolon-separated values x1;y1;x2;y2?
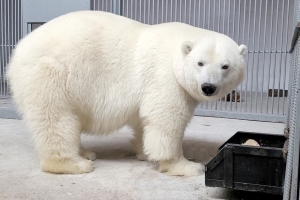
174;36;247;102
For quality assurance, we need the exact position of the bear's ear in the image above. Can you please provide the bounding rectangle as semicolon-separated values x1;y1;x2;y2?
181;41;194;55
238;44;247;56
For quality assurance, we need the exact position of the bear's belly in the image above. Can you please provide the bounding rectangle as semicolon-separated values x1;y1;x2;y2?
76;93;140;135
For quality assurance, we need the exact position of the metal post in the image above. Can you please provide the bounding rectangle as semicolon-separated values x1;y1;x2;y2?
112;0;122;15
283;0;300;198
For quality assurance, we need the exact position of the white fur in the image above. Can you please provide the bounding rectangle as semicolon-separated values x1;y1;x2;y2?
6;11;247;176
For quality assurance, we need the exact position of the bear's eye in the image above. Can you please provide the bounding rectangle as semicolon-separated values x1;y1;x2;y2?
222;65;229;70
198;62;204;67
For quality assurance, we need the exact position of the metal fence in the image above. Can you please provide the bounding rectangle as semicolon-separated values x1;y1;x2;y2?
0;0;296;123
91;0;295;123
0;0;22;97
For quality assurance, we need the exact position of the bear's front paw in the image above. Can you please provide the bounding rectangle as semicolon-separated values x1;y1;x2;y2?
41;158;94;174
159;156;205;176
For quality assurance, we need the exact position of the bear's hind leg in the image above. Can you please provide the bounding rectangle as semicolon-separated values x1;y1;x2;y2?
30;113;94;174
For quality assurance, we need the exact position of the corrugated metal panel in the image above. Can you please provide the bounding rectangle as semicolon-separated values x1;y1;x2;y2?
91;0;113;12
94;0;294;122
0;0;22;97
1;0;295;122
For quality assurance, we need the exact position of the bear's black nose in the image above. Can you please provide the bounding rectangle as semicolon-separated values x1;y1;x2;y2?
201;83;217;96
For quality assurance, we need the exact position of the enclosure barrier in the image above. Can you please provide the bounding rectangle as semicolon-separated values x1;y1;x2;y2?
0;0;21;97
0;0;295;123
90;0;294;123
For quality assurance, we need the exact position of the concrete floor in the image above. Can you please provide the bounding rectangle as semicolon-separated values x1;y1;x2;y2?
0;113;285;200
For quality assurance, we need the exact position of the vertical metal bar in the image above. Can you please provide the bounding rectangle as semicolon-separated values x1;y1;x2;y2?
188;0;191;25
254;0;263;113
6;0;9;94
166;0;168;22
199;0;206;109
131;0;133;19
282;0;291;115
216;0;221;110
179;0;181;22
175;0;177;22
183;0;186;23
212;0;216;31
276;0;286;115
12;0;14;54
220;0;226;111
1;0;4;95
15;0;18;45
208;0;211;30
156;0;158;24
0;0;3;95
203;0;206;29
152;0;154;24
17;0;19;46
127;0;129;18
147;0;150;24
225;0;231;111
197;0;201;27
230;0;236;111
250;0;258;113
143;0;146;23
245;0;252;112
170;0;173;22
271;0;280;114
204;0;209;109
13;0;16;57
161;0;164;23
240;0;246;112
227;0;231;35
283;0;300;195
260;0;268;114
139;0;141;22
211;0;216;110
3;0;7;96
266;0;274;114
193;0;196;26
217;0;221;33
284;0;300;196
19;0;21;41
11;0;15;96
134;0;137;20
236;0;241;111
222;0;226;33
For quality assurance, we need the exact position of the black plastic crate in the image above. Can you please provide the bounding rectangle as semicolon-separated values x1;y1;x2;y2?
205;131;286;195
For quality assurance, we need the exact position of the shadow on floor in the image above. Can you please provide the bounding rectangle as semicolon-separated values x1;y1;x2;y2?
83;135;222;164
183;138;222;164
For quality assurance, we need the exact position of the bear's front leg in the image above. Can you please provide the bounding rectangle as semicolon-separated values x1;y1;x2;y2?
142;123;204;176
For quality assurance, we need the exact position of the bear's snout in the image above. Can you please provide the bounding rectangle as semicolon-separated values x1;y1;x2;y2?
201;83;217;96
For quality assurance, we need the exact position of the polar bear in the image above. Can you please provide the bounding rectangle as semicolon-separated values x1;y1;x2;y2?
6;11;247;176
